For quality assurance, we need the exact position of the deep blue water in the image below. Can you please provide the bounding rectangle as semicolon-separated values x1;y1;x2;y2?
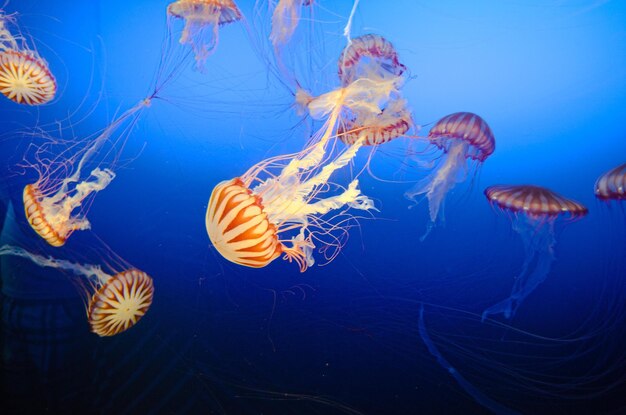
1;1;625;414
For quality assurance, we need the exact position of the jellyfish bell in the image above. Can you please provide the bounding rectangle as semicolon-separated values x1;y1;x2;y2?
482;184;587;321
594;163;626;201
0;245;154;336
87;268;154;337
0;12;56;105
338;34;406;87
405;112;496;240
167;0;242;68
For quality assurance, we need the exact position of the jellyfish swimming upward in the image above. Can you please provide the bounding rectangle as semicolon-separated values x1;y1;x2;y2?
205;73;406;272
595;163;626;201
482;185;588;321
405;112;495;240
167;0;242;68
0;11;56;105
0;245;154;336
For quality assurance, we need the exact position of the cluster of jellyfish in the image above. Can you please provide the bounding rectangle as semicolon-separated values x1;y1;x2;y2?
1;1;625;411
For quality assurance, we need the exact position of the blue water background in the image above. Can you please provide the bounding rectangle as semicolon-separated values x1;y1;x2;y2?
1;0;625;413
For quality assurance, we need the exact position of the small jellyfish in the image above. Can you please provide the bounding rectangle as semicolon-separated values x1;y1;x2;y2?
405;112;495;240
23;99;150;246
0;11;56;105
338;34;406;87
595;163;626;201
337;98;413;146
206;74;405;271
482;185;588;320
0;245;154;336
167;0;242;68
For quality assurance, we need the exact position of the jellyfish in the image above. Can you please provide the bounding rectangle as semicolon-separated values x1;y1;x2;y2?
482;185;588;321
206;74;405;272
269;0;312;49
338;34;406;87
405;112;495;240
24;99;150;247
0;245;154;336
0;11;56;105
167;0;242;68
595;163;626;201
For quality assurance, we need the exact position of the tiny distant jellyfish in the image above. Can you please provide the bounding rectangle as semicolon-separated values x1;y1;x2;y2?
167;0;242;68
595;163;626;201
23;99;151;247
405;112;495;240
205;75;405;271
0;11;56;105
0;245;154;336
482;185;588;321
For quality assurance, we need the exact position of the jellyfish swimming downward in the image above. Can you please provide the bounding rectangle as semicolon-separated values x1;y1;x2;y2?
206;73;405;271
0;245;154;336
405;112;495;240
0;10;56;105
482;184;588;321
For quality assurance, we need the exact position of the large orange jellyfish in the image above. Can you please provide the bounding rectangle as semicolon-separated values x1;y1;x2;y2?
167;0;242;68
482;185;587;320
0;245;154;336
0;11;56;105
405;112;495;240
595;163;626;201
23;99;150;247
206;74;405;272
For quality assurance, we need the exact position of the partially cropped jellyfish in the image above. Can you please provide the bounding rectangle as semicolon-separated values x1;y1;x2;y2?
482;185;588;321
24;99;150;247
269;0;312;49
0;245;154;336
0;11;56;105
167;0;242;68
595;163;626;201
206;74;406;272
405;112;495;240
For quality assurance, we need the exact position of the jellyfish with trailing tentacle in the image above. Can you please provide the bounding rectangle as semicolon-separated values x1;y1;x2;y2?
0;10;56;105
0;245;154;336
23;99;151;247
595;163;626;201
405;112;495;240
482;185;588;321
269;0;312;50
206;74;405;272
167;0;242;69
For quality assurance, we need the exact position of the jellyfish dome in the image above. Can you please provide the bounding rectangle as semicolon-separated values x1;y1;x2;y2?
428;112;495;162
483;184;587;320
0;14;56;105
594;163;626;201
338;98;413;146
338;34;406;86
88;269;155;337
167;0;242;68
405;112;495;239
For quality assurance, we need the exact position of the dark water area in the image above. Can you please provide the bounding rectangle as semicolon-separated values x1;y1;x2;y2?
1;1;625;414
